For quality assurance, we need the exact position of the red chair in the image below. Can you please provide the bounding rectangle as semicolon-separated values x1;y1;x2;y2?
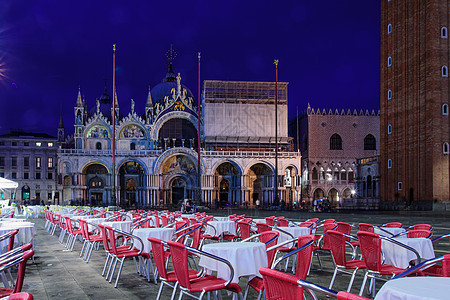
394;254;450;278
64;216;82;251
148;237;198;300
276;217;289;227
406;229;432;239
265;216;276;226
256;222;271;234
357;231;412;297
312;222;338;269
383;222;402;228
57;214;68;243
167;240;243;299
337;222;359;256
327;230;366;292
78;219;103;263
6;293;34;300
0;249;34;298
406;223;432;231
237;220;255;240
358;223;374;233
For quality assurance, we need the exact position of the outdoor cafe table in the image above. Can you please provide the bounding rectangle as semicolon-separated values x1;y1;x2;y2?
381;237;435;269
375;277;450;300
132;227;175;253
275;226;311;246
102;221;132;233
375;227;406;236
204;221;236;237
213;217;230;221
199;242;267;283
0;222;36;253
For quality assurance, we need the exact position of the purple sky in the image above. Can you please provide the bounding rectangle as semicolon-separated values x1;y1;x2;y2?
0;1;380;136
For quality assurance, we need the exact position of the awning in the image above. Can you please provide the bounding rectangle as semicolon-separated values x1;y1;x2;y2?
0;177;18;189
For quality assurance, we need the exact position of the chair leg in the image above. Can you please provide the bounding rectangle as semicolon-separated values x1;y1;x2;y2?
156;282;165;300
243;284;250;300
359;272;369;296
114;258;125;288
109;257;119;283
102;254;111;276
170;281;178;300
329;267;338;290
347;268;359;292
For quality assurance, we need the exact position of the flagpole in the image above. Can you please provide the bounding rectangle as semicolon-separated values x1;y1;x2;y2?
274;59;279;206
112;44;117;207
197;52;202;208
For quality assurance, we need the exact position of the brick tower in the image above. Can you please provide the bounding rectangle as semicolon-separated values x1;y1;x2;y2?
380;0;449;210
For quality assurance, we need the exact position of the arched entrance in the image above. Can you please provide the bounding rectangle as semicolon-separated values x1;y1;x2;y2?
118;161;146;207
313;188;324;200
328;188;339;207
248;163;273;206
63;175;72;205
171;177;186;208
84;164;108;206
22;185;30;203
214;162;241;208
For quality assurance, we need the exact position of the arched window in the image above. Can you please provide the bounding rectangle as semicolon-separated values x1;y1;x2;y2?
364;134;376;150
330;134;342;150
442;65;448;77
443;142;449;154
387;24;392;34
388;159;392;169
96;142;102;150
442;27;448;38
387;124;392;134
442;104;448;115
387;56;392;67
130;142;136;150
387;89;392;100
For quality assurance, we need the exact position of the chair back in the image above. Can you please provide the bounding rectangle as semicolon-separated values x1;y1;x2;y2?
6;292;34;300
256;223;271;234
14;250;35;294
327;230;347;267
98;224;112;253
276;217;288;227
78;219;89;241
336;222;351;235
190;224;203;249
64;216;74;234
259;231;279;266
260;267;303;300
167;241;191;290
175;221;188;244
321;223;337;250
161;215;169;227
324;219;336;224
443;254;450;277
105;226;120;255
407;229;432;239
358;223;374;233
357;231;382;271
8;229;19;252
385;222;402;228
147;237;168;279
237;221;252;240
266;217;276;226
296;235;314;280
413;224;432;231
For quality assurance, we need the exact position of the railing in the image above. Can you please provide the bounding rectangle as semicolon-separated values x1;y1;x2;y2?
59;148;301;158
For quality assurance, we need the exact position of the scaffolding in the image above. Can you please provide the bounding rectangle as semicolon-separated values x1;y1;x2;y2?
203;80;288;105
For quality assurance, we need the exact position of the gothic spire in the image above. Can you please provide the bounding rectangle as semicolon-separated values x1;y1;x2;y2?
76;86;83;106
146;86;153;107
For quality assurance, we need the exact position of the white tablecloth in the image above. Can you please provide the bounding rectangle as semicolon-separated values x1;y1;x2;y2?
0;222;36;253
132;227;175;253
375;227;406;236
382;237;435;268
214;217;230;221
102;221;132;233
253;219;267;224
276;227;311;247
205;221;236;237
82;218;107;232
199;242;268;283
375;277;450;300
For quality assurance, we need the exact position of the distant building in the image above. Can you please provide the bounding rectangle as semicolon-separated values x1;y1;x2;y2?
292;105;380;209
351;156;380;210
380;0;450;210
0;130;58;204
57;53;301;208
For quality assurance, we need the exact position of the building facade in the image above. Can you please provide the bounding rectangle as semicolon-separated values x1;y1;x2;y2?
0;131;58;204
380;0;450;210
57;59;301;208
294;105;380;209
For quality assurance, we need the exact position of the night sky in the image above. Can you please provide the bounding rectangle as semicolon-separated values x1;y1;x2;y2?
0;0;380;136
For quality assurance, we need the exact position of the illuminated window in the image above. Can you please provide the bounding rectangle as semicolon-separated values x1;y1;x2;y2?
442;27;448;38
442;65;448;77
443;142;449;154
443;104;448;115
48;142;53;147
36;142;41;147
48;157;53;168
387;89;392;100
36;157;41;168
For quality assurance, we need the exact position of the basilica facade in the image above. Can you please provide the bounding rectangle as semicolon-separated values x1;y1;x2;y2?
57;60;301;208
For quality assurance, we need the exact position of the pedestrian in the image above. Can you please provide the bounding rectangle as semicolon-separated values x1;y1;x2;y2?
256;199;260;209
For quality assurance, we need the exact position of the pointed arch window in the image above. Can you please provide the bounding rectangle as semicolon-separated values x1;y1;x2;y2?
130;142;136;151
364;134;376;150
387;56;392;67
441;27;448;38
442;65;448;77
442;104;448;116
330;134;342;150
387;89;392;100
387;24;392;34
388;159;392;169
443;142;449;154
387;124;392;134
96;142;102;150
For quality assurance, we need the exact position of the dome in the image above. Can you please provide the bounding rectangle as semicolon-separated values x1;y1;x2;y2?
150;66;195;106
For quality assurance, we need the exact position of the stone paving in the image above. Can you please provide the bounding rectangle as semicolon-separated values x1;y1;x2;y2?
17;210;450;299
